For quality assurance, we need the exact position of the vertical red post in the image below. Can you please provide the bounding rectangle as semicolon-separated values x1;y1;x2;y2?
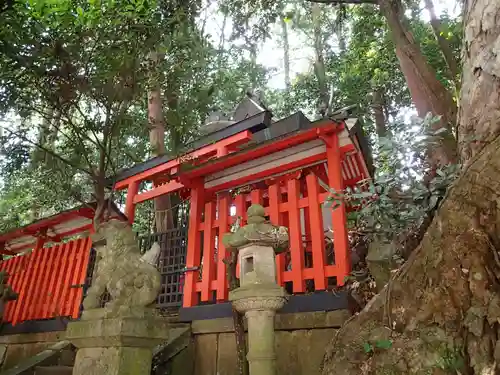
68;238;89;318
60;240;79;317
30;242;50;319
125;181;139;224
50;241;70;319
300;180;311;246
287;179;306;293
42;244;59;318
234;194;246;224
201;201;216;302
20;234;45;322
250;189;263;205
216;194;230;301
305;173;327;290
268;184;285;286
183;180;205;307
326;132;351;285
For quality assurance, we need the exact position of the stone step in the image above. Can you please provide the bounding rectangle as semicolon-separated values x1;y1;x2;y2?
153;325;191;364
57;349;75;367
1;341;71;375
34;366;73;375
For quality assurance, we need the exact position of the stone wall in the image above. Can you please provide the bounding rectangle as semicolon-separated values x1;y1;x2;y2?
0;331;65;370
0;310;349;375
181;310;350;375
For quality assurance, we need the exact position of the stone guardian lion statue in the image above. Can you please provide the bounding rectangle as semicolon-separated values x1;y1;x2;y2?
82;219;162;316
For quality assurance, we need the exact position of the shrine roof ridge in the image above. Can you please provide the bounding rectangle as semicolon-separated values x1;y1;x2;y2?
106;110;272;186
107;111;374;187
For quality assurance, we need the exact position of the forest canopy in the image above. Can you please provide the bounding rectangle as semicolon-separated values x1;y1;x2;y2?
0;0;461;235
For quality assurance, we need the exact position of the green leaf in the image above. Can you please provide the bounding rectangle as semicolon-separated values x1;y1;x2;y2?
363;343;373;353
428;195;439;209
331;201;341;210
375;340;393;350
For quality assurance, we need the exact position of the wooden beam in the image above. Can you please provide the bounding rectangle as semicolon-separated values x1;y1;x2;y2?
125;181;139;223
133;180;185;204
204;145;355;194
114;131;252;190
184;124;343;180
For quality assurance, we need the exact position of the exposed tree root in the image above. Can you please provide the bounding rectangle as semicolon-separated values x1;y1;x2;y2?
322;136;500;374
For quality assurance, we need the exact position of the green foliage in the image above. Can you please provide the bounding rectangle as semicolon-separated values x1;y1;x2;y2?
363;342;374;353
363;339;393;354
0;0;464;236
0;166;91;232
436;346;465;372
0;0;207;228
324;115;459;241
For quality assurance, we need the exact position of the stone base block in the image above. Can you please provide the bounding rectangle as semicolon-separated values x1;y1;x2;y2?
66;308;171;375
72;346;152;375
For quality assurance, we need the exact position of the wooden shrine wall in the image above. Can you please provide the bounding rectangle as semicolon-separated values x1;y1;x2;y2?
182;173;350;308
0;237;92;325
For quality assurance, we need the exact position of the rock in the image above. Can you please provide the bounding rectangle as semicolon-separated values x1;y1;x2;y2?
366;239;398;291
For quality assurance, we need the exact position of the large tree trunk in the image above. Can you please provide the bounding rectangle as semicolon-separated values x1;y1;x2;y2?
372;87;388;139
379;0;457;169
30;107;58;220
423;0;461;90
458;1;500;166
322;1;500;374
280;17;291;90
312;3;329;116
147;53;175;233
335;4;347;54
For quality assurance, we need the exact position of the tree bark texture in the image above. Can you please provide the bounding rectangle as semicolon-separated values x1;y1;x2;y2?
147;64;175;233
322;1;500;373
372;87;388;139
312;3;329;115
379;0;457;168
335;5;347;54
31;107;53;167
458;0;500;167
323;135;500;375
31;107;59;220
280;17;291;90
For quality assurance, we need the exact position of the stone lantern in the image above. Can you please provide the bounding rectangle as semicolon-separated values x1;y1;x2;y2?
223;204;289;375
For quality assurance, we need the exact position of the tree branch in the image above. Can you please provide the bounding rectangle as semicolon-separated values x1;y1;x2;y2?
19;102;98;174
0;125;94;177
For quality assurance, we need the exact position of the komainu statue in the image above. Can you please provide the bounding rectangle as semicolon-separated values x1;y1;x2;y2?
82;219;161;316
